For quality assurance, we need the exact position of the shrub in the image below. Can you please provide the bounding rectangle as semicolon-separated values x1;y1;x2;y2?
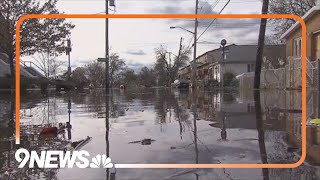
223;72;239;87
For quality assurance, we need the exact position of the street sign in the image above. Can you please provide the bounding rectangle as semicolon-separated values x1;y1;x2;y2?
110;0;115;6
97;58;106;62
221;39;227;46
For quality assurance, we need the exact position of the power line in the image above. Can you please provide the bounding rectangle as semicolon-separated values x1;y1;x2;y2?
197;0;231;41
186;0;231;51
200;0;220;14
206;0;221;13
198;0;209;14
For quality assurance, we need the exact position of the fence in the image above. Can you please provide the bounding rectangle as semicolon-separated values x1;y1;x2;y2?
238;68;286;90
238;57;318;90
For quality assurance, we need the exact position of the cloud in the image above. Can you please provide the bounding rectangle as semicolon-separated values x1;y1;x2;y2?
198;26;260;46
146;1;189;14
126;60;153;72
146;0;216;14
126;49;146;56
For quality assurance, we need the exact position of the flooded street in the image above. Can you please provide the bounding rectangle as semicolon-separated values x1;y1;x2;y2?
1;88;320;179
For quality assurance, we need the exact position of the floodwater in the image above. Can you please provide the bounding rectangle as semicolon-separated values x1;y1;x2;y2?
0;88;320;180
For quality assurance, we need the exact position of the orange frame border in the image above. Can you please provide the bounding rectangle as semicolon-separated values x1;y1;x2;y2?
15;14;307;169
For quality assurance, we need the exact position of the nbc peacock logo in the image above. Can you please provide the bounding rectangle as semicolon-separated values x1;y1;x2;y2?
90;154;113;168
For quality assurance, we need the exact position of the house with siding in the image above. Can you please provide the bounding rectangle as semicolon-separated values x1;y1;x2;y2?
211;44;285;83
190;44;285;86
180;44;285;88
280;1;320;88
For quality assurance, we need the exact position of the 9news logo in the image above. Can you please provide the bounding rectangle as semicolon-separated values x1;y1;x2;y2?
15;148;113;168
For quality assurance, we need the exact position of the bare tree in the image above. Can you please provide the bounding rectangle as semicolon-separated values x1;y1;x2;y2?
49;57;65;78
85;61;105;88
269;0;316;37
32;52;65;78
154;45;169;86
154;45;191;86
139;66;157;87
69;67;89;88
32;52;49;77
109;53;125;88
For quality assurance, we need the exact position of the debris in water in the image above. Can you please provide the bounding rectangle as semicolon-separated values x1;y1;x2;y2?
129;138;155;145
72;136;92;150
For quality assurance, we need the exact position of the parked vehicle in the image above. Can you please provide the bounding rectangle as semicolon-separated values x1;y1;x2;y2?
171;79;189;89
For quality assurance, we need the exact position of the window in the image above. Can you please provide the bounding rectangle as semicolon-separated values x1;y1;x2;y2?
247;103;255;112
312;32;320;61
247;64;255;72
293;37;302;58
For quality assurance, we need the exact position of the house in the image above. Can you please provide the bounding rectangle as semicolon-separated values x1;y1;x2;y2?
182;44;285;87
201;44;285;82
280;1;320;88
178;65;191;81
178;49;217;84
192;48;218;84
281;1;320;62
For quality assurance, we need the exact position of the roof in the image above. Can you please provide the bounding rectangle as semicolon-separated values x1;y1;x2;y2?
190;44;236;64
215;44;285;64
280;5;320;39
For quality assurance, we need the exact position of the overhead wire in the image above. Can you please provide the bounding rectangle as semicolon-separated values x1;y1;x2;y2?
205;0;221;14
197;0;231;41
185;0;231;52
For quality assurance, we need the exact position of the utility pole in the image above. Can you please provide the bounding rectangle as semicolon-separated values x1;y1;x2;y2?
220;39;226;89
192;0;199;89
254;0;269;89
105;0;110;92
169;52;171;87
254;1;270;178
192;0;199;167
177;37;183;61
67;96;72;140
176;37;183;82
66;38;72;78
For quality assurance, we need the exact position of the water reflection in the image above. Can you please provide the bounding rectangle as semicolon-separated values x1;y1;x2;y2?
0;89;319;179
254;90;269;180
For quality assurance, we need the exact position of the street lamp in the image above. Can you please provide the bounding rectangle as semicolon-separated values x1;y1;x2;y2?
220;39;227;89
170;26;194;35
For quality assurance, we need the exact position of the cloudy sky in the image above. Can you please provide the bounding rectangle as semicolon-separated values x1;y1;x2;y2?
27;0;267;71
